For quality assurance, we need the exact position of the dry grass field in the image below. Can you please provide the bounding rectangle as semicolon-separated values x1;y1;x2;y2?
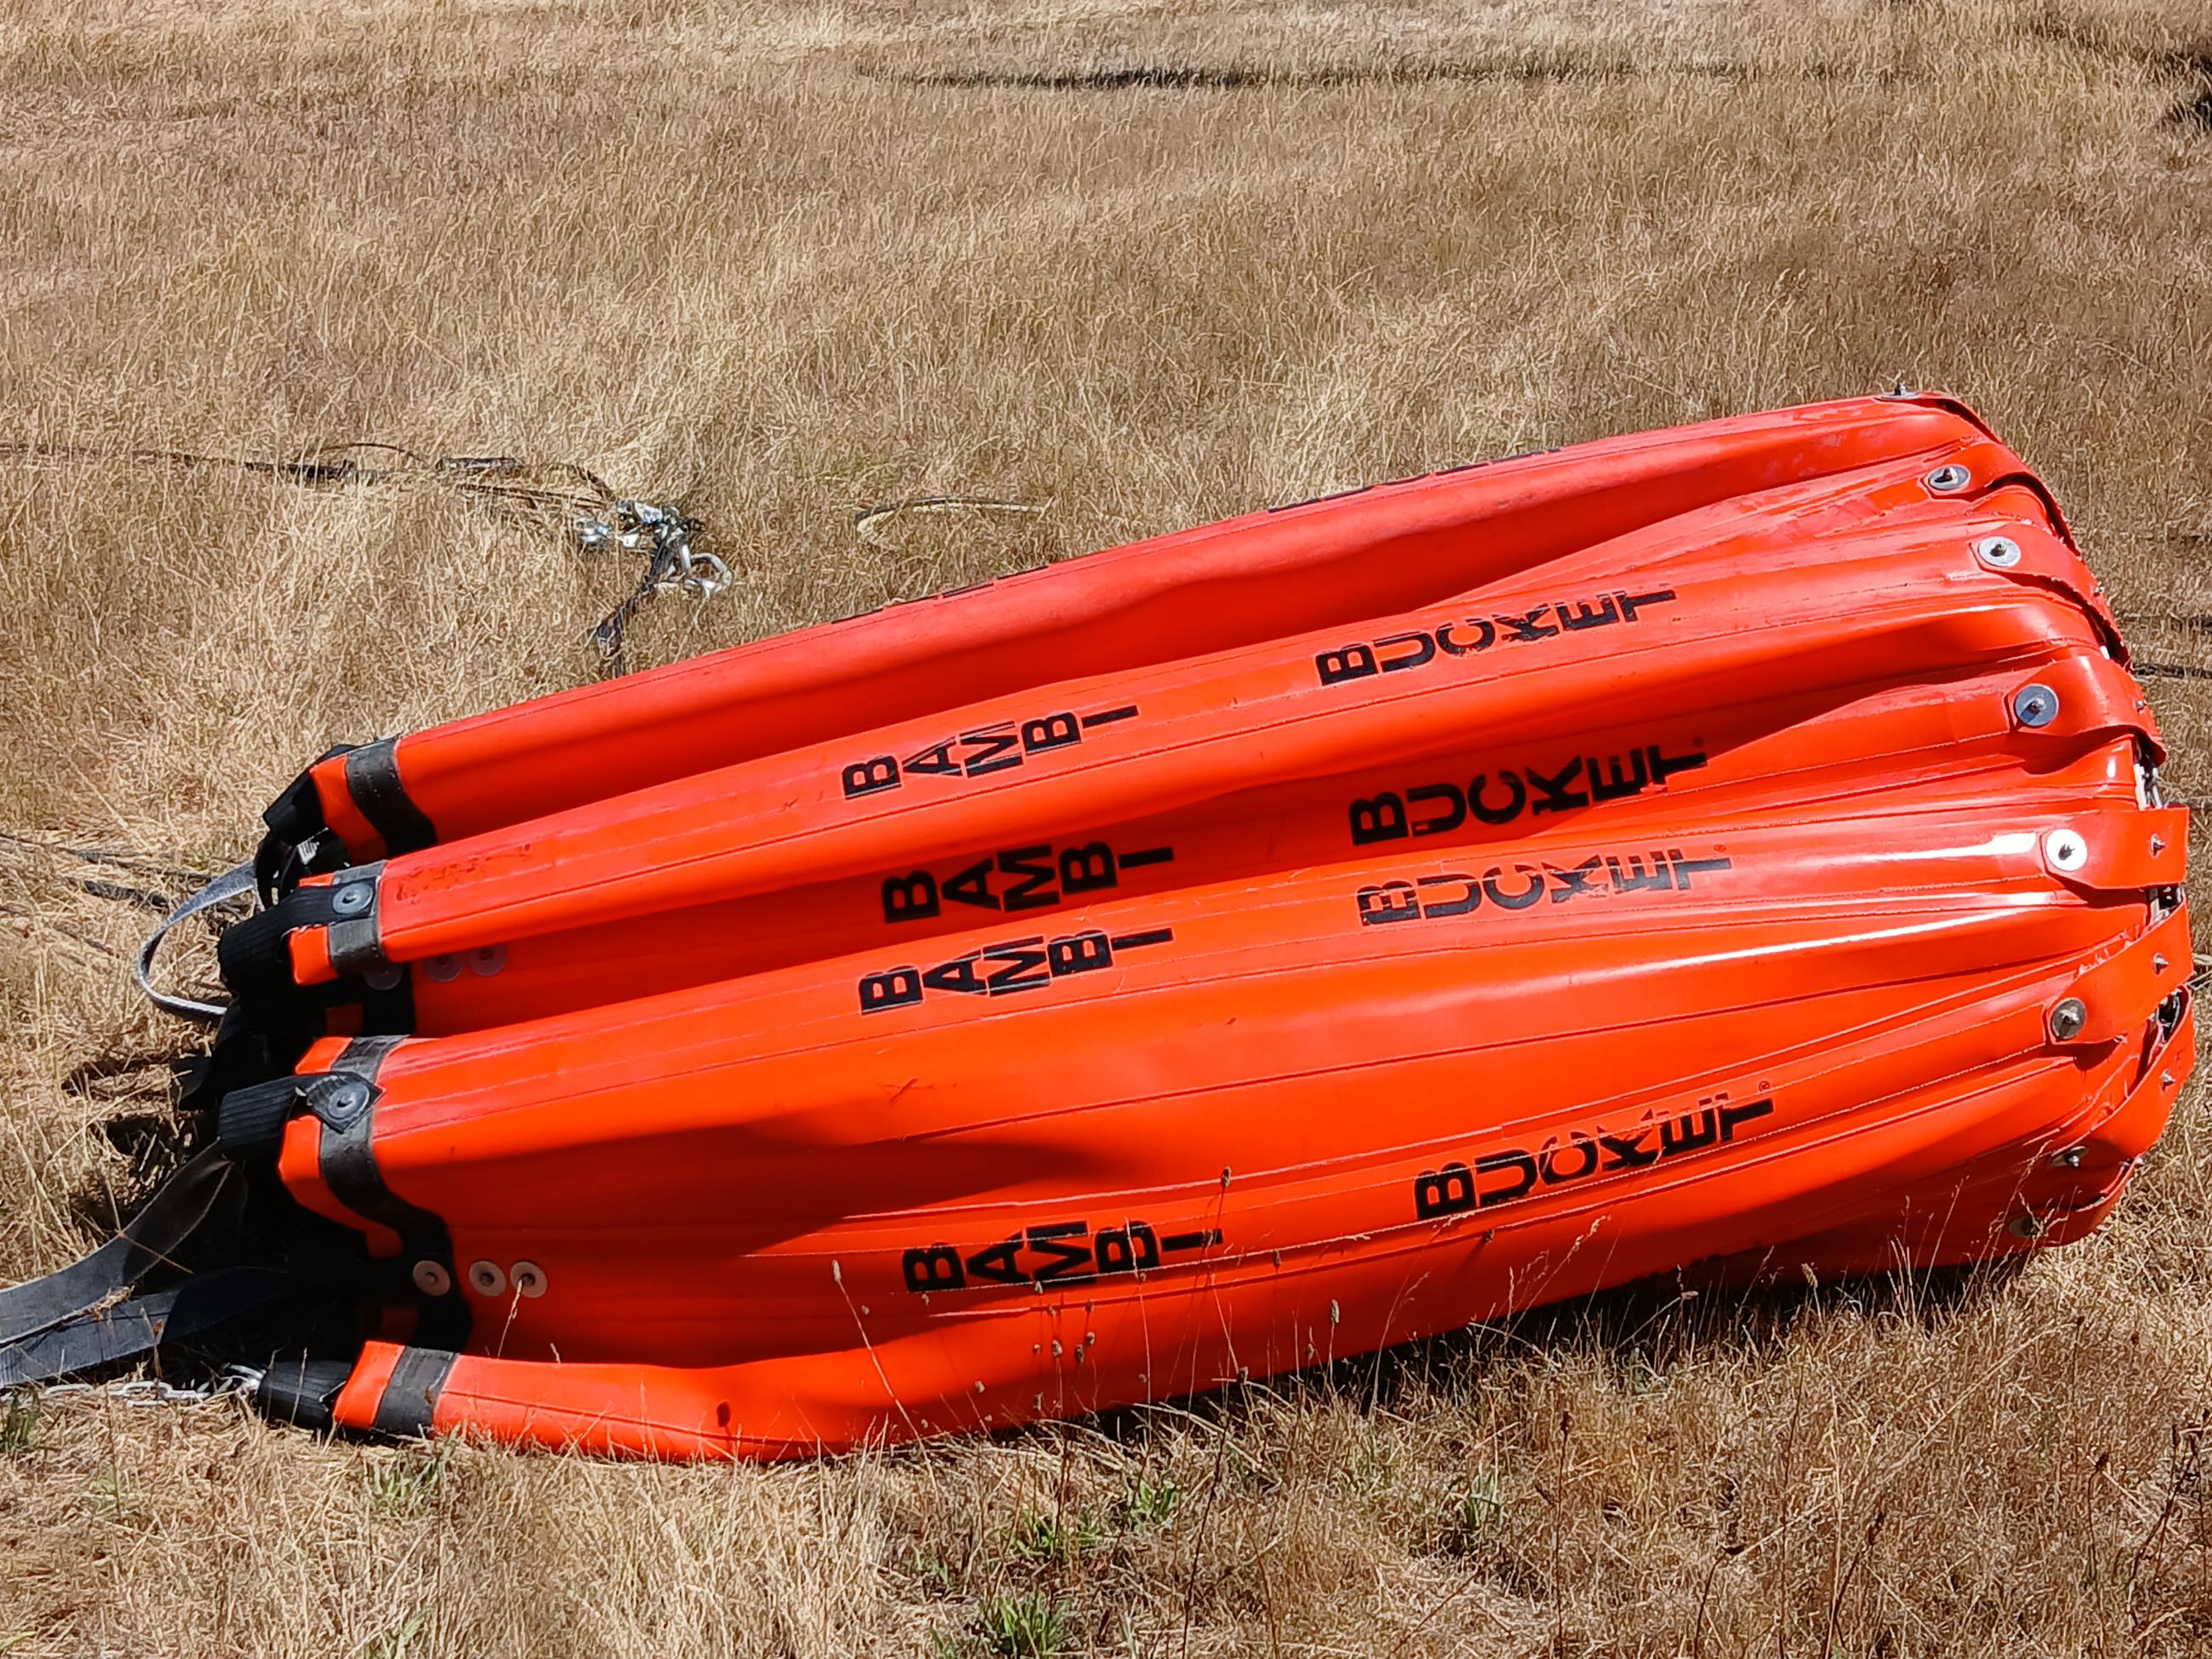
2;0;2209;1652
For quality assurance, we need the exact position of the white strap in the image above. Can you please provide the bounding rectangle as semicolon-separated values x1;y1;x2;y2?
134;860;256;1020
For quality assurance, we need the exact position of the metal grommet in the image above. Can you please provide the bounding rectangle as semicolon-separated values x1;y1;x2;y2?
2047;997;2088;1042
2044;829;2089;872
2012;683;2060;727
510;1261;548;1298
467;1260;507;1297
2007;1213;2047;1240
1974;535;2021;568
412;1260;453;1297
467;945;507;978
331;884;373;915
425;953;463;983
1925;463;1972;493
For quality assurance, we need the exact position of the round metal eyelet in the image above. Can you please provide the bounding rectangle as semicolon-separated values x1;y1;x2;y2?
2011;682;2060;727
2044;829;2089;872
2046;997;2088;1042
331;884;372;915
1974;535;2021;568
1925;464;1972;493
412;1260;453;1297
510;1261;548;1298
467;1260;507;1297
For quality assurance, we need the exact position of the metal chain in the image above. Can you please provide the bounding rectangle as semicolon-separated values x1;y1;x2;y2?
27;1365;260;1408
580;499;728;676
0;439;728;679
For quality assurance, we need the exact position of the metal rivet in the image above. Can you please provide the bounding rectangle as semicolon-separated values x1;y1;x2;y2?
425;953;463;983
468;945;507;978
510;1261;548;1298
2051;1147;2084;1168
1925;464;1972;493
2163;1071;2177;1089
1974;535;2021;567
364;964;403;992
2008;1213;2047;1240
2153;954;2170;975
412;1260;453;1297
2150;835;2167;857
468;1261;507;1297
2044;830;2089;872
331;885;372;915
324;1079;370;1122
2047;997;2088;1041
2012;683;2060;727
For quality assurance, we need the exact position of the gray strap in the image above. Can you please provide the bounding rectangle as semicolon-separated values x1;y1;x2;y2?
0;1146;238;1343
135;860;256;1020
0;1266;292;1388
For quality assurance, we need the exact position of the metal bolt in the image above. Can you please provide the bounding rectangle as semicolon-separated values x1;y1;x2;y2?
2012;683;2060;727
468;1261;507;1297
1974;535;2021;568
2150;835;2167;857
510;1261;548;1298
1925;464;1972;493
2047;997;2089;1042
2044;829;2089;872
331;885;372;915
412;1260;453;1297
2154;954;2170;975
2051;1147;2084;1168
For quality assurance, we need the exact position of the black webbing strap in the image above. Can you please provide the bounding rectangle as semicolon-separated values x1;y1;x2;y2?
0;1266;293;1387
317;1041;470;1353
344;739;436;857
0;1146;240;1343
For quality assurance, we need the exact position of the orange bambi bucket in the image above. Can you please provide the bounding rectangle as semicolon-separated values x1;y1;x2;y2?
3;395;2189;1459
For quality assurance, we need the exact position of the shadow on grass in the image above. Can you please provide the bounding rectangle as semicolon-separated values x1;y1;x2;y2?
875;57;1768;94
1066;1255;2034;1453
2165;88;2212;134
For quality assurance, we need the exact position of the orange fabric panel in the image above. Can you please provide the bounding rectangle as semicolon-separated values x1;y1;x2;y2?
305;396;1996;859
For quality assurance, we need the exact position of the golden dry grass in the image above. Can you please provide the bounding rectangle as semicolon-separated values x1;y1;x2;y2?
2;0;2210;1653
